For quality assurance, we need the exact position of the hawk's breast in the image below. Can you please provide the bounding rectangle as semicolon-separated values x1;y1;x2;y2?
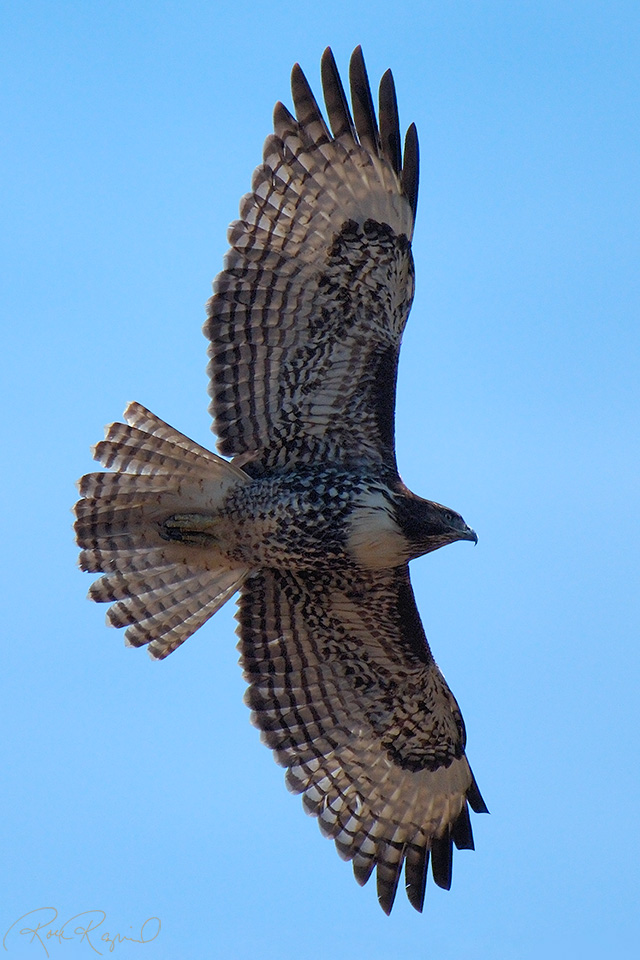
346;489;408;570
221;467;402;572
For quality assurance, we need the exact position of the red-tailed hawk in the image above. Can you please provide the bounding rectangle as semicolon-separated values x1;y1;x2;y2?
74;46;487;914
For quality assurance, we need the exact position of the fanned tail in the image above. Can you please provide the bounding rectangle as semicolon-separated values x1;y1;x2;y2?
74;402;249;659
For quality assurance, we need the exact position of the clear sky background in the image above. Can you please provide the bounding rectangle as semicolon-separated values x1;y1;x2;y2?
2;1;638;958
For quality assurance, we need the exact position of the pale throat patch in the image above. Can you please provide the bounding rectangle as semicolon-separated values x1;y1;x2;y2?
346;492;408;570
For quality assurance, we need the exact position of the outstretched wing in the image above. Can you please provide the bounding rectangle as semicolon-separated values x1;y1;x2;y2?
205;47;419;473
238;566;487;914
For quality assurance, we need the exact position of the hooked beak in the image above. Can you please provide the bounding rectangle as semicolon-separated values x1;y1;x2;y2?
462;525;478;545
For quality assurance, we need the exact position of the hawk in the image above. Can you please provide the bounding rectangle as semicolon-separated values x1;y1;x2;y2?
74;46;487;914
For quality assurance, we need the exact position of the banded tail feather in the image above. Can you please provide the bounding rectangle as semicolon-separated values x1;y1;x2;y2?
74;402;249;659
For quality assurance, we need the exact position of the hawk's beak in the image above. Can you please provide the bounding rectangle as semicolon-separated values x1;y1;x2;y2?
463;526;478;545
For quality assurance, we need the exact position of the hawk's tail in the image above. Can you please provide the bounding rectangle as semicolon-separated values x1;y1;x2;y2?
74;402;249;659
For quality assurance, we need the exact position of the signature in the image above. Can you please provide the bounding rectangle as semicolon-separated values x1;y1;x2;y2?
3;908;161;957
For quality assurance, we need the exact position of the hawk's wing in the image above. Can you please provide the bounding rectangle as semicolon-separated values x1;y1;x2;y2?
205;47;419;473
238;566;487;914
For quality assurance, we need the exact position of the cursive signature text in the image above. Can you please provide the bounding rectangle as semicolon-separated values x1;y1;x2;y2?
3;908;161;957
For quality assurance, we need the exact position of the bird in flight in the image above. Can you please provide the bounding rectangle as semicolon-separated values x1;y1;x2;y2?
74;46;487;915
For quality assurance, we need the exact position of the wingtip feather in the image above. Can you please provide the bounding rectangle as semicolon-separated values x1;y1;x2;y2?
348;45;380;157
321;46;356;142
401;122;419;222
467;774;489;814
378;68;401;175
431;834;453;890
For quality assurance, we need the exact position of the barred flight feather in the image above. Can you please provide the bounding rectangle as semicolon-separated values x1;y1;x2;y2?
205;48;416;470
237;566;484;914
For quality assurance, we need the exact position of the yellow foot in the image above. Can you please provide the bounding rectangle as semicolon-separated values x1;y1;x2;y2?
162;513;220;545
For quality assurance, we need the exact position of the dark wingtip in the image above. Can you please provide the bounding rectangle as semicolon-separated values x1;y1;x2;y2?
405;845;429;912
431;835;453;890
290;61;329;143
401;122;419;222
467;773;489;815
377;871;401;915
321;46;356;141
273;99;297;133
377;894;394;917
349;45;380;156
378;68;402;175
451;803;475;851
321;47;419;222
290;61;303;87
352;855;375;887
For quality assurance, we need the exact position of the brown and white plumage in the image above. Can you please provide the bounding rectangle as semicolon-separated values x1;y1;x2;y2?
206;48;416;472
239;565;485;913
75;46;486;914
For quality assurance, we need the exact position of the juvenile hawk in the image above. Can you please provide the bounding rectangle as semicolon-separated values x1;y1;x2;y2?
74;46;487;914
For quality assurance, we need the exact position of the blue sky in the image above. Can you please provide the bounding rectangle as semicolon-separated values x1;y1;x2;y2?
2;1;639;957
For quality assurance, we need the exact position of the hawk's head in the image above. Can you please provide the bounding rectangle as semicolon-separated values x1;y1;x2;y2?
347;487;476;570
398;496;477;559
